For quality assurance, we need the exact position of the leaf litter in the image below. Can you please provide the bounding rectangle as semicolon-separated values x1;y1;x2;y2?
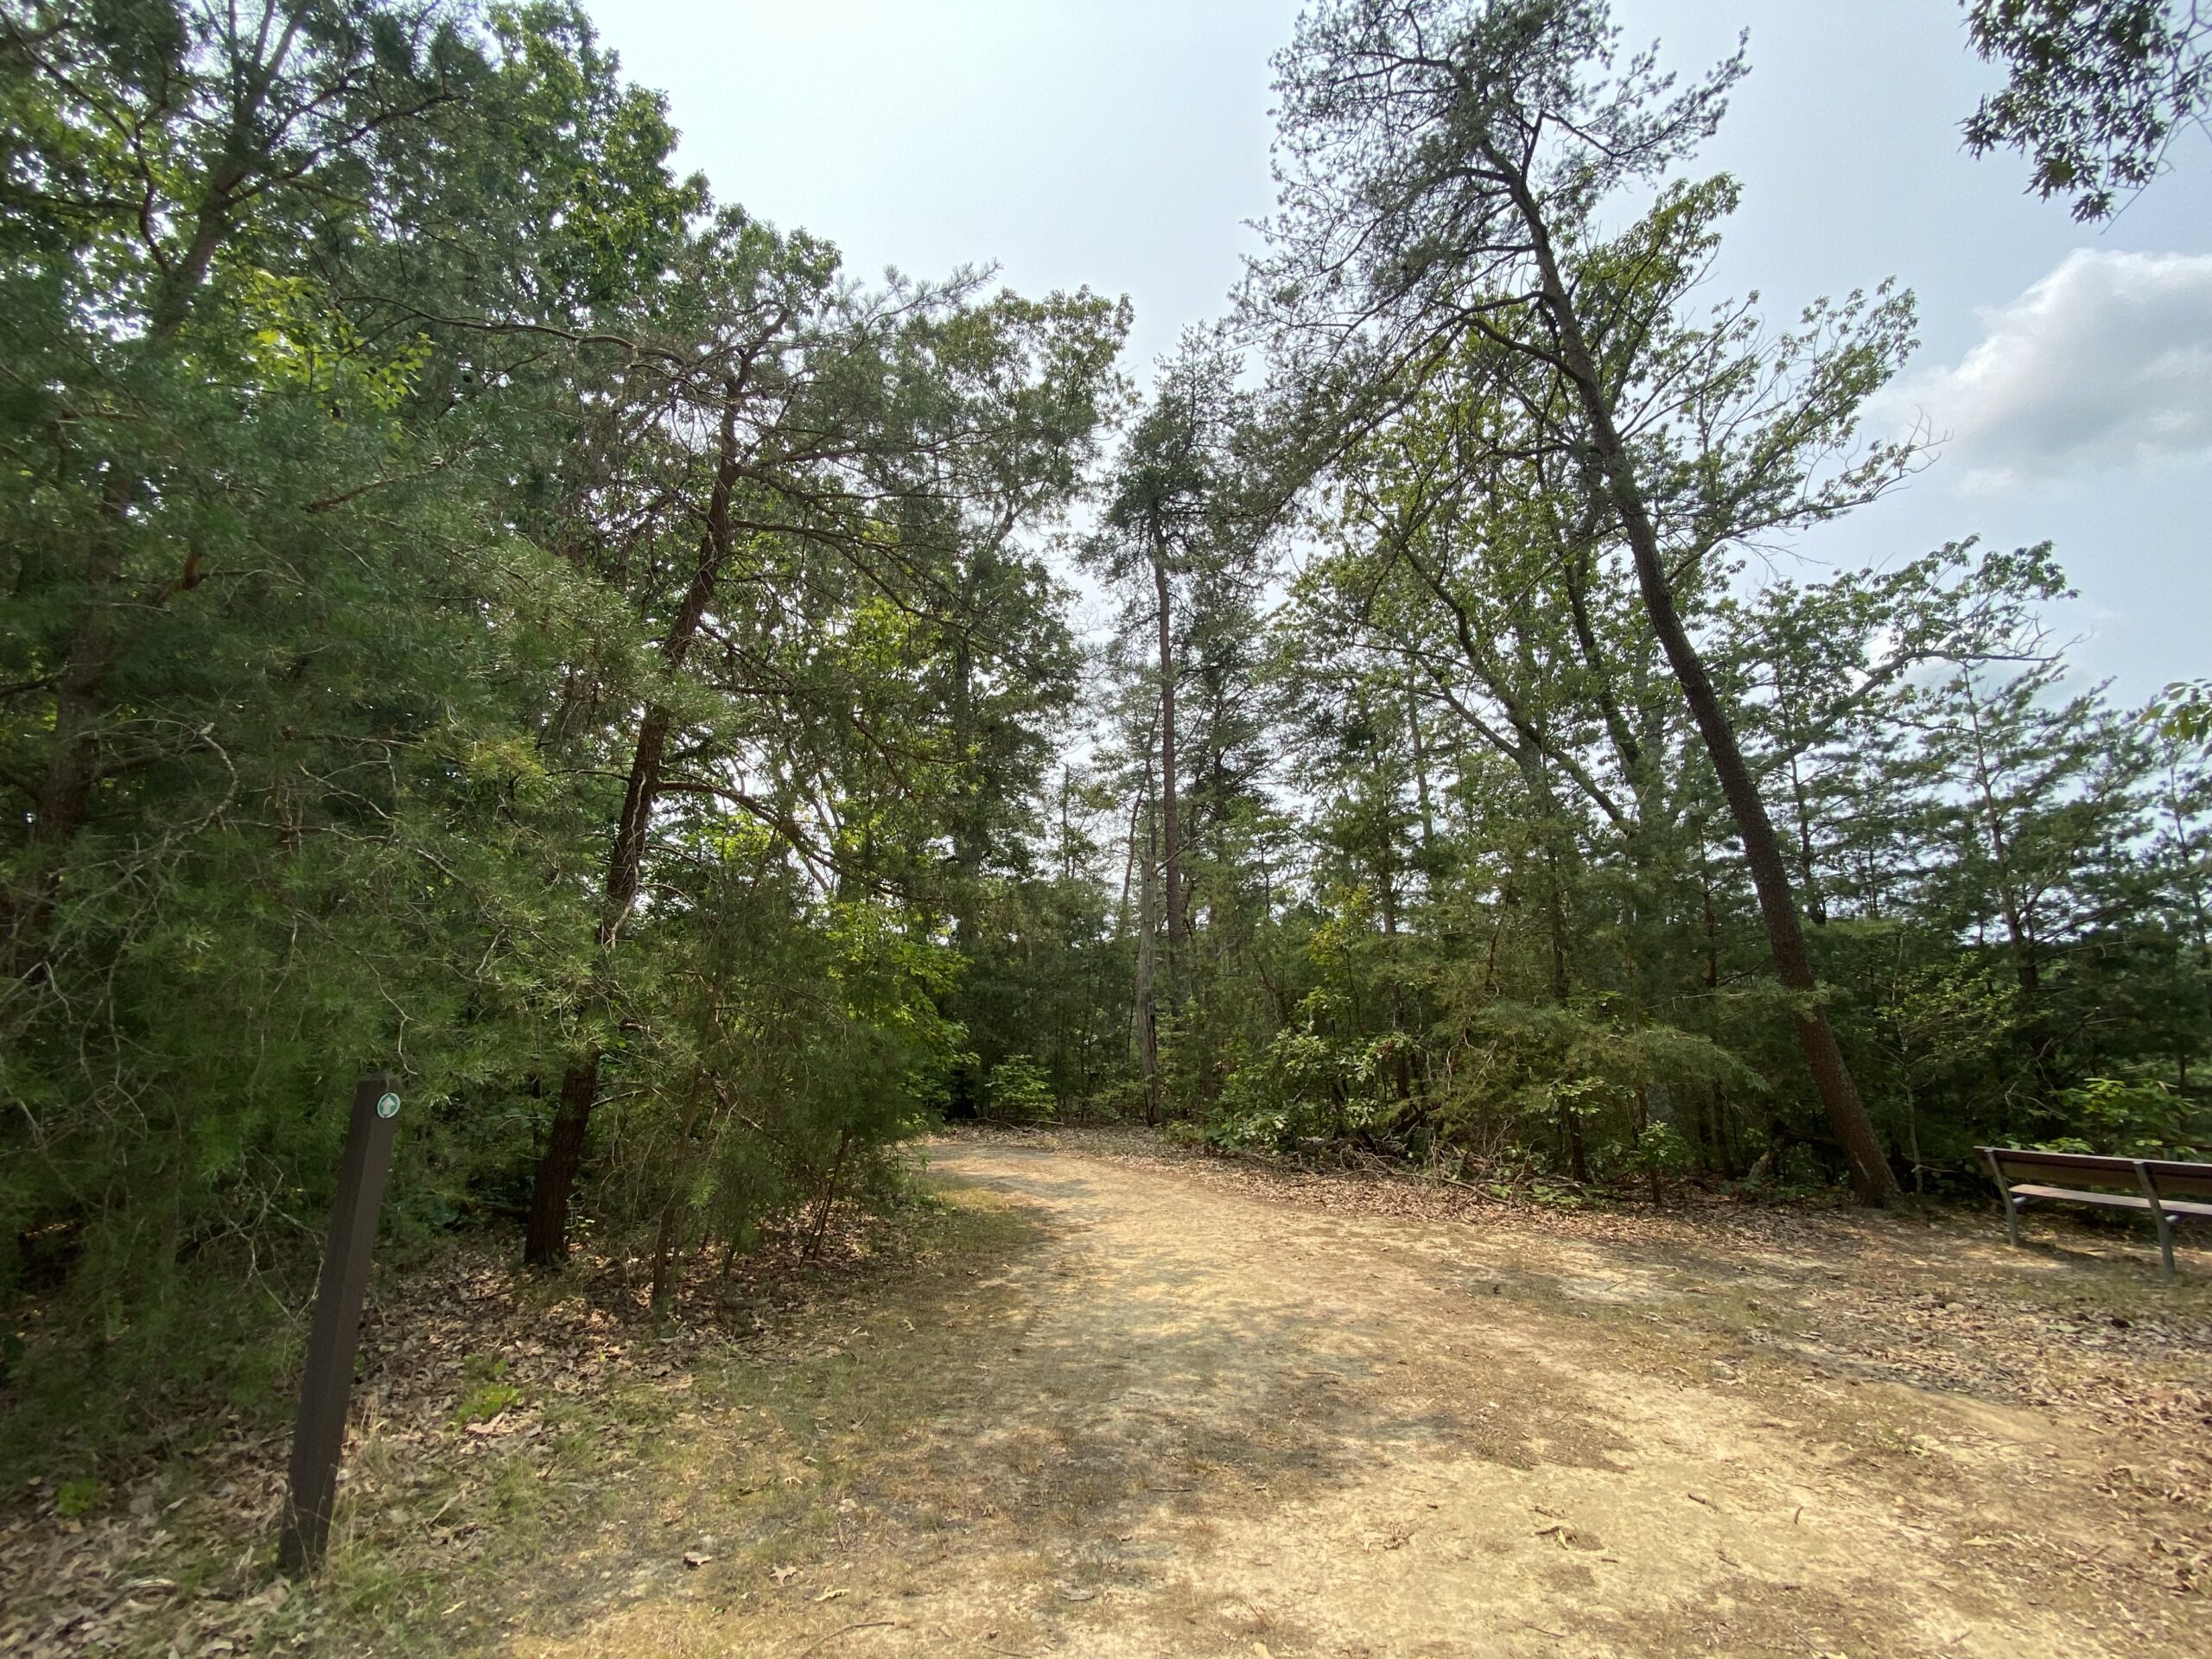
0;1192;946;1656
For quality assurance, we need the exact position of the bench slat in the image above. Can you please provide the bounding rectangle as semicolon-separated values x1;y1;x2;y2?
2006;1183;2155;1210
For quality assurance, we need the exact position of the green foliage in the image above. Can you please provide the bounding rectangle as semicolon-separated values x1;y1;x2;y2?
54;1477;104;1517
454;1357;524;1426
1052;0;2212;1212
2041;1077;2205;1159
1621;1122;1694;1182
0;0;1123;1460
9;0;2211;1477
1965;0;2210;219
2150;678;2212;746
985;1054;1058;1125
1209;1008;1365;1151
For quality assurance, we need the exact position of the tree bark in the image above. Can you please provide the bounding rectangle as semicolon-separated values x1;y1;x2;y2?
1505;165;1900;1205
526;1057;599;1265
649;1192;682;1315
1150;524;1183;951
524;387;743;1263
1134;785;1163;1126
805;1129;853;1262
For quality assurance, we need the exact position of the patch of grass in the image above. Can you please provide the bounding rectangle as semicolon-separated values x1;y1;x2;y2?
265;1187;1039;1656
452;1354;523;1424
54;1475;105;1516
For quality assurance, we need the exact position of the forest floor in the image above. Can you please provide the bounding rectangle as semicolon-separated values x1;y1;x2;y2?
7;1128;2210;1657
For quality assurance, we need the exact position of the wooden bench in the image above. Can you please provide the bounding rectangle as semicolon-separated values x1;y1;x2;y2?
1980;1146;2212;1280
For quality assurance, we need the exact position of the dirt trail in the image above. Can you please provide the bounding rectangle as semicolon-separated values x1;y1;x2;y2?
523;1141;2208;1658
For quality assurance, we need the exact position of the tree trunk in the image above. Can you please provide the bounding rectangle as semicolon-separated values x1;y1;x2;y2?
522;697;674;1266
524;387;743;1262
1540;830;1589;1183
1150;527;1183;951
1561;1094;1591;1185
526;1057;599;1266
948;563;990;937
1772;666;1828;925
805;1129;854;1262
1508;168;1900;1205
1135;790;1163;1126
649;1192;682;1316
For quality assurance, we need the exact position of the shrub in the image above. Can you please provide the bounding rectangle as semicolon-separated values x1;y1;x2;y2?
986;1055;1058;1125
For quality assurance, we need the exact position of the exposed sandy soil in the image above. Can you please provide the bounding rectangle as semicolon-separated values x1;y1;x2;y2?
11;1133;2209;1658
507;1137;2210;1658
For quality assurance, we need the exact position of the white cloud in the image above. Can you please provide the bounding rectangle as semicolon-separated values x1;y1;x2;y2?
1884;249;2212;491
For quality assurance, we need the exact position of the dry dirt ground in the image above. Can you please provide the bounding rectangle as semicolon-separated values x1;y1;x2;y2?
10;1132;2212;1657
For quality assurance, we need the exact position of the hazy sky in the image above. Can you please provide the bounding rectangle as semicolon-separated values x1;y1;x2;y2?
592;0;2212;703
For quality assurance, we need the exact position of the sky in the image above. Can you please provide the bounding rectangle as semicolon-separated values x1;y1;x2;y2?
590;0;2212;705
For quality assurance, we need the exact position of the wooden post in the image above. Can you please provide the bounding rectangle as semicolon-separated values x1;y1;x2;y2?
279;1071;402;1572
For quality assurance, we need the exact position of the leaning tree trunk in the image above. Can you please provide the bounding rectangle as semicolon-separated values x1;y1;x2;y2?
524;390;743;1264
1510;176;1901;1206
523;701;672;1266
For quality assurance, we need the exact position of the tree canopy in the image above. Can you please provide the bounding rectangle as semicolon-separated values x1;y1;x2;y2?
3;0;2206;1461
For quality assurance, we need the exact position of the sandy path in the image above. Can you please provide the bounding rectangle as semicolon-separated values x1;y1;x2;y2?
875;1143;2183;1657
526;1141;2205;1658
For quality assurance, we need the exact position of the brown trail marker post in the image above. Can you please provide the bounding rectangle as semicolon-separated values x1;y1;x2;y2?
279;1071;402;1572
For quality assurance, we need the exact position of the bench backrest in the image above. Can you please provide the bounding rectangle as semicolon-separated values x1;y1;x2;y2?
1982;1145;2212;1202
2139;1158;2212;1203
1979;1146;2141;1192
